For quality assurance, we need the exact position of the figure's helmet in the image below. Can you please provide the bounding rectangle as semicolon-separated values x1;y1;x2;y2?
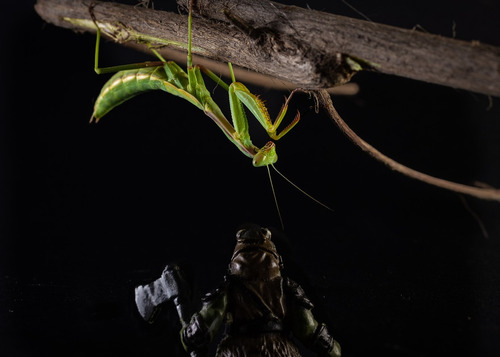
228;224;283;280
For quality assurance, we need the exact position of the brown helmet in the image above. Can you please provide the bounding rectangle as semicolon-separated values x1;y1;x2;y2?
228;224;283;281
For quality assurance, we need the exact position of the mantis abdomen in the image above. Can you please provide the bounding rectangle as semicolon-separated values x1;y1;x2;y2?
92;66;202;122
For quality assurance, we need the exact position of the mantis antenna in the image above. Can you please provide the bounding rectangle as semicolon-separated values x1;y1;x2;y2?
271;164;334;212
266;164;334;230
266;165;285;230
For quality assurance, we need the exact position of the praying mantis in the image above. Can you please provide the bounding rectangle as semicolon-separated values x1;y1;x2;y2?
88;0;333;227
90;1;307;168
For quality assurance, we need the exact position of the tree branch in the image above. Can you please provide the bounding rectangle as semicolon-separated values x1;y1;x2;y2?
35;0;500;97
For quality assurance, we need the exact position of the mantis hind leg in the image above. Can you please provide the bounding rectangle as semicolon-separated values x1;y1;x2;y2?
89;1;164;75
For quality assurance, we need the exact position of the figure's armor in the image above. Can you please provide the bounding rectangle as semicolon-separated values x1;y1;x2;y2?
181;225;341;357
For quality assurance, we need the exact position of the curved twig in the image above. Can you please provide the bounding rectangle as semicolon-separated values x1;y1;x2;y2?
317;90;500;202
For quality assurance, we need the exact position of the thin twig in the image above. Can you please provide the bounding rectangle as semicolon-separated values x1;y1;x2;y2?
316;90;500;202
459;195;490;239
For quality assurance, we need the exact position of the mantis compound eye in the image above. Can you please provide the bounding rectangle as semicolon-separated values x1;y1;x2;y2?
252;142;277;167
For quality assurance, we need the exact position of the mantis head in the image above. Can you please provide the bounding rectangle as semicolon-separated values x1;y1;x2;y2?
252;141;278;167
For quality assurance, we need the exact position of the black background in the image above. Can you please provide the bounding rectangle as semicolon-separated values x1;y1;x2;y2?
1;0;500;356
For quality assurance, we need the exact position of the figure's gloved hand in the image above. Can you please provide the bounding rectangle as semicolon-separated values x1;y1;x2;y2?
312;323;341;357
181;313;209;357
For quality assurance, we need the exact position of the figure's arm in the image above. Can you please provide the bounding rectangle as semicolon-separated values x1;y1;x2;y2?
286;278;341;357
181;283;228;355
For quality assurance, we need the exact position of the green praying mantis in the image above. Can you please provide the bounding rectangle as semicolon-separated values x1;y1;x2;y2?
90;1;307;168
89;1;331;223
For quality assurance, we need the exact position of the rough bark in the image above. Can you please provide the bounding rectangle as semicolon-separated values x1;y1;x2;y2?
35;0;500;97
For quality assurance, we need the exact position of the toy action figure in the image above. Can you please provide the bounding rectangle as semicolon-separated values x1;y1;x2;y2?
135;224;341;357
